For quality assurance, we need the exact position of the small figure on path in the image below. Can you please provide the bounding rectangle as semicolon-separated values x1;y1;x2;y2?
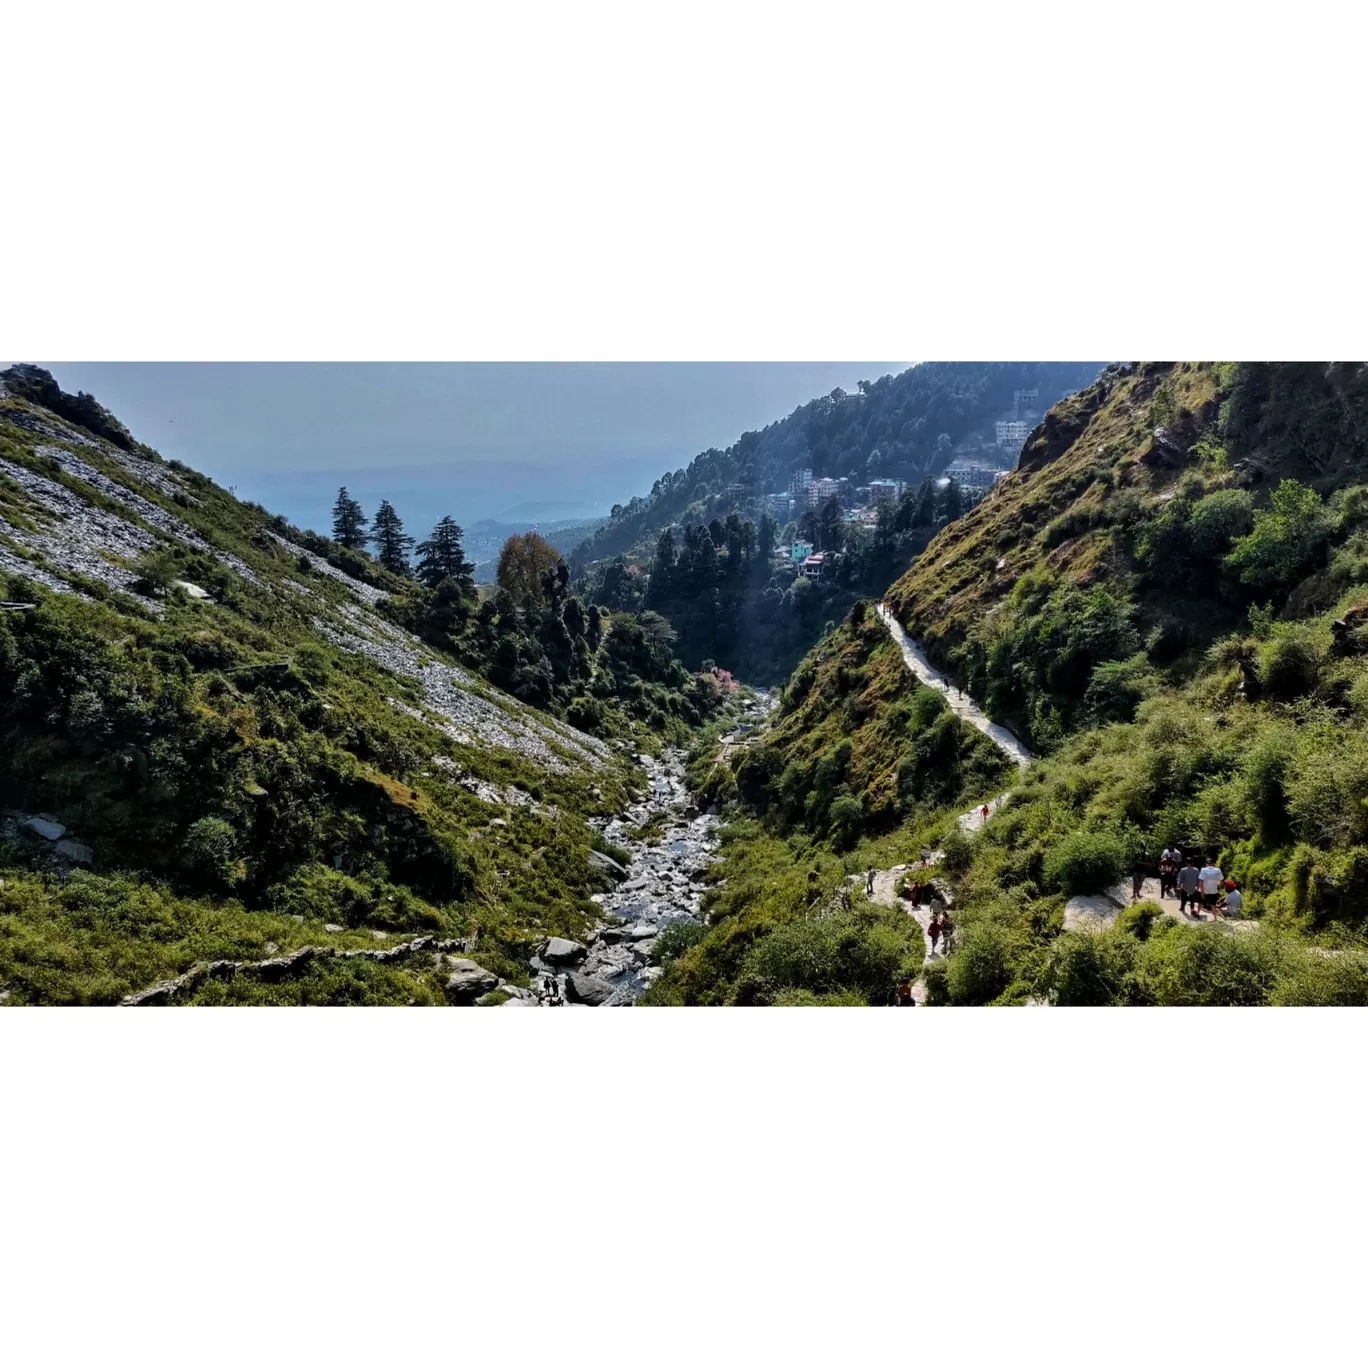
1199;858;1224;917
1131;860;1145;904
980;804;991;823
1223;884;1243;916
895;976;913;1007
866;867;877;896
1177;860;1201;916
909;880;922;908
927;910;942;955
940;910;956;955
1159;846;1180;898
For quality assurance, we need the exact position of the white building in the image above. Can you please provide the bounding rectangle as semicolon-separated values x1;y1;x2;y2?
868;478;904;501
995;420;1031;448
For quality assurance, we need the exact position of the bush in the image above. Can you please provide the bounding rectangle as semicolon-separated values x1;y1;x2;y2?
1131;925;1279;1006
651;920;709;966
827;794;864;850
1271;951;1368;1006
944;921;1018;1004
1042;830;1127;895
1225;478;1332;590
1035;929;1136;1005
180;816;240;889
737;908;910;1004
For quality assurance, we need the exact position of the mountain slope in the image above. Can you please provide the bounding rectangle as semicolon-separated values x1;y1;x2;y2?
885;362;1368;749
572;362;1104;567
0;367;648;1004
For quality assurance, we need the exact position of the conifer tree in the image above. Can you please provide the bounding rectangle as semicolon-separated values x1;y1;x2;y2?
415;516;476;591
370;499;414;574
331;487;368;549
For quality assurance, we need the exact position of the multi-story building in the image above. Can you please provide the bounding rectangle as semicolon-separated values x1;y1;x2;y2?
788;468;814;497
800;552;827;581
868;478;904;501
995;420;1031;449
806;476;847;509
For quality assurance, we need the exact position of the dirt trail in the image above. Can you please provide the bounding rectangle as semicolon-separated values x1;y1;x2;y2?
876;603;1033;771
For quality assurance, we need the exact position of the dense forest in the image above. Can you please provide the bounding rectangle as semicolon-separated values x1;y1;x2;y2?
579;477;971;684
571;362;1103;567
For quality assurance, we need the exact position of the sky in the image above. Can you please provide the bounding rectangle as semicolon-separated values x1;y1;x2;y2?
37;362;913;533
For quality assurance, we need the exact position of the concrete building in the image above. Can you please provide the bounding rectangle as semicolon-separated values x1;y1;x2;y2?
800;552;827;581
790;539;814;564
788;468;814;497
868;478;904;501
806;476;847;509
995;420;1031;449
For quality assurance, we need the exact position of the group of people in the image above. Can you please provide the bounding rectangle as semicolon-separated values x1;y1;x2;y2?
1136;847;1243;918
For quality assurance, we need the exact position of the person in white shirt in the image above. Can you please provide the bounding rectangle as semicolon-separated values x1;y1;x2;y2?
1224;886;1243;916
1198;862;1223;915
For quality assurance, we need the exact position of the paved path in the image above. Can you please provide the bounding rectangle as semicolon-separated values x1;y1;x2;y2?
876;603;1033;771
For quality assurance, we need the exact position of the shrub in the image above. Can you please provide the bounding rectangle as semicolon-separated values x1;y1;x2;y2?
1131;925;1279;1006
827;794;864;850
738;908;910;1004
651;920;709;966
1042;830;1127;895
944;920;1018;1004
1225;479;1332;590
1035;928;1136;1005
1271;951;1368;1006
180;816;240;889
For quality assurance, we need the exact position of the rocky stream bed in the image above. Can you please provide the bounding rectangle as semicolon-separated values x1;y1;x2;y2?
524;695;772;1007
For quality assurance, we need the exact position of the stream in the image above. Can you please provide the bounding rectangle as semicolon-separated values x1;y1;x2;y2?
528;693;773;1005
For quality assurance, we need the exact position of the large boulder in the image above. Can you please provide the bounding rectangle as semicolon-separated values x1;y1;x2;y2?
1062;895;1120;933
23;816;66;841
563;972;617;1006
540;936;588;965
588;849;628;881
445;959;499;1004
55;839;94;865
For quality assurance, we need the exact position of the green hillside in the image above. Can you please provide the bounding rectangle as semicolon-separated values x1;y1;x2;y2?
0;367;723;1005
572;362;1103;568
657;363;1368;1007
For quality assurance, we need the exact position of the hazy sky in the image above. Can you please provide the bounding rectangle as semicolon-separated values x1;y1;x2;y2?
39;362;912;530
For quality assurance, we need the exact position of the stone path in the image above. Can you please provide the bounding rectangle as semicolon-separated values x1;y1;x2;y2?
876;602;1033;771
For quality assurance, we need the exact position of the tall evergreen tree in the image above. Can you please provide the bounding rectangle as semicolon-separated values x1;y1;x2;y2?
415;516;475;590
331;487;368;548
939;477;964;523
370;499;414;574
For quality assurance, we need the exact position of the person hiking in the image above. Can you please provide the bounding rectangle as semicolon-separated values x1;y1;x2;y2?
909;879;922;908
866;867;877;896
895;976;913;1007
980;804;991;823
940;909;956;954
1131;860;1146;903
1177;859;1201;915
1159;846;1180;898
927;910;942;955
1199;859;1224;916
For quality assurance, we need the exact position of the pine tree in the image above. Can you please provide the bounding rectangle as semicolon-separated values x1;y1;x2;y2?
415;516;475;591
370;499;414;575
939;477;964;524
331;487;368;549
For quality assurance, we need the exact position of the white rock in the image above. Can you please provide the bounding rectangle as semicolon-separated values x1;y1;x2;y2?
23;816;66;841
172;579;212;600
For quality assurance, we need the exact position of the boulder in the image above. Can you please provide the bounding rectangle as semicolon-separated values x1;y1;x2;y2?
628;923;658;940
541;936;588;964
445;959;499;1004
588;849;628;881
563;972;617;1006
23;816;66;841
55;838;93;865
1062;895;1120;932
172;579;213;600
